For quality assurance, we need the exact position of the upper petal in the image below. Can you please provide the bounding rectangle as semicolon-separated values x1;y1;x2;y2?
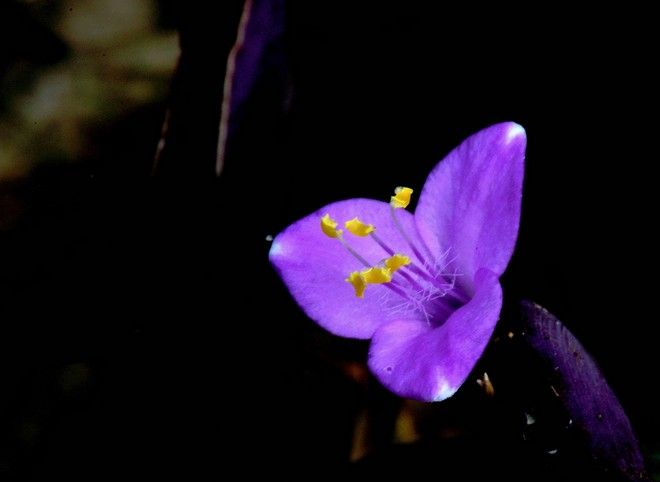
368;268;502;401
269;198;426;339
415;122;526;285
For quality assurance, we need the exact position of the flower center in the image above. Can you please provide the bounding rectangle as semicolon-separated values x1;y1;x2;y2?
321;187;467;326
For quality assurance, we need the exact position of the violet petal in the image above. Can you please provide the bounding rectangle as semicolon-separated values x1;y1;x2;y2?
368;268;502;401
415;122;525;283
270;198;427;339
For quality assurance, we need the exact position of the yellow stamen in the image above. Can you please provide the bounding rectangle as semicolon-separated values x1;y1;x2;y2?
385;253;411;273
390;187;413;209
346;271;366;298
361;267;392;284
321;213;342;238
345;217;375;237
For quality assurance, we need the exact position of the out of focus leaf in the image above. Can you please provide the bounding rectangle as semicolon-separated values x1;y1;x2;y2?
0;0;177;180
215;0;289;174
0;1;68;75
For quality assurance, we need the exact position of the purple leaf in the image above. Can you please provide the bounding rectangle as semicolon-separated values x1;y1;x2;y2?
521;301;648;481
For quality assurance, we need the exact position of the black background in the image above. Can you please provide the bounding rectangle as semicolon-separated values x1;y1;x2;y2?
0;1;656;479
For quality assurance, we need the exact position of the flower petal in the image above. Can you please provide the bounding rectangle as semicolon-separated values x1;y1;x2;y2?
269;199;426;339
415;122;526;286
368;268;502;401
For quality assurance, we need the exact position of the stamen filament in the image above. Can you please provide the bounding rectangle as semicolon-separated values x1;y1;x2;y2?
371;231;451;293
337;235;423;304
337;235;370;268
357;241;425;296
386;282;422;305
390;205;430;264
323;189;470;323
369;232;394;256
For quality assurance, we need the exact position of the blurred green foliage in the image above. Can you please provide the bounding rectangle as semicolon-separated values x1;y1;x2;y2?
0;0;178;179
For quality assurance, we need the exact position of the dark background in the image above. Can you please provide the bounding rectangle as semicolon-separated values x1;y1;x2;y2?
0;1;656;479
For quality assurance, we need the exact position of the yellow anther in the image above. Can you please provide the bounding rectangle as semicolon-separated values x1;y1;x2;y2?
385;253;411;273
321;213;343;238
345;217;375;237
346;271;366;298
361;267;392;284
390;187;413;209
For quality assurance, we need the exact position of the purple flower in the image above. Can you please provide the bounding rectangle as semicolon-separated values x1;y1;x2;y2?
269;123;526;401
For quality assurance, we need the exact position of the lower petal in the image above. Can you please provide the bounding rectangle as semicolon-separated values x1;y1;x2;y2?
368;268;502;401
